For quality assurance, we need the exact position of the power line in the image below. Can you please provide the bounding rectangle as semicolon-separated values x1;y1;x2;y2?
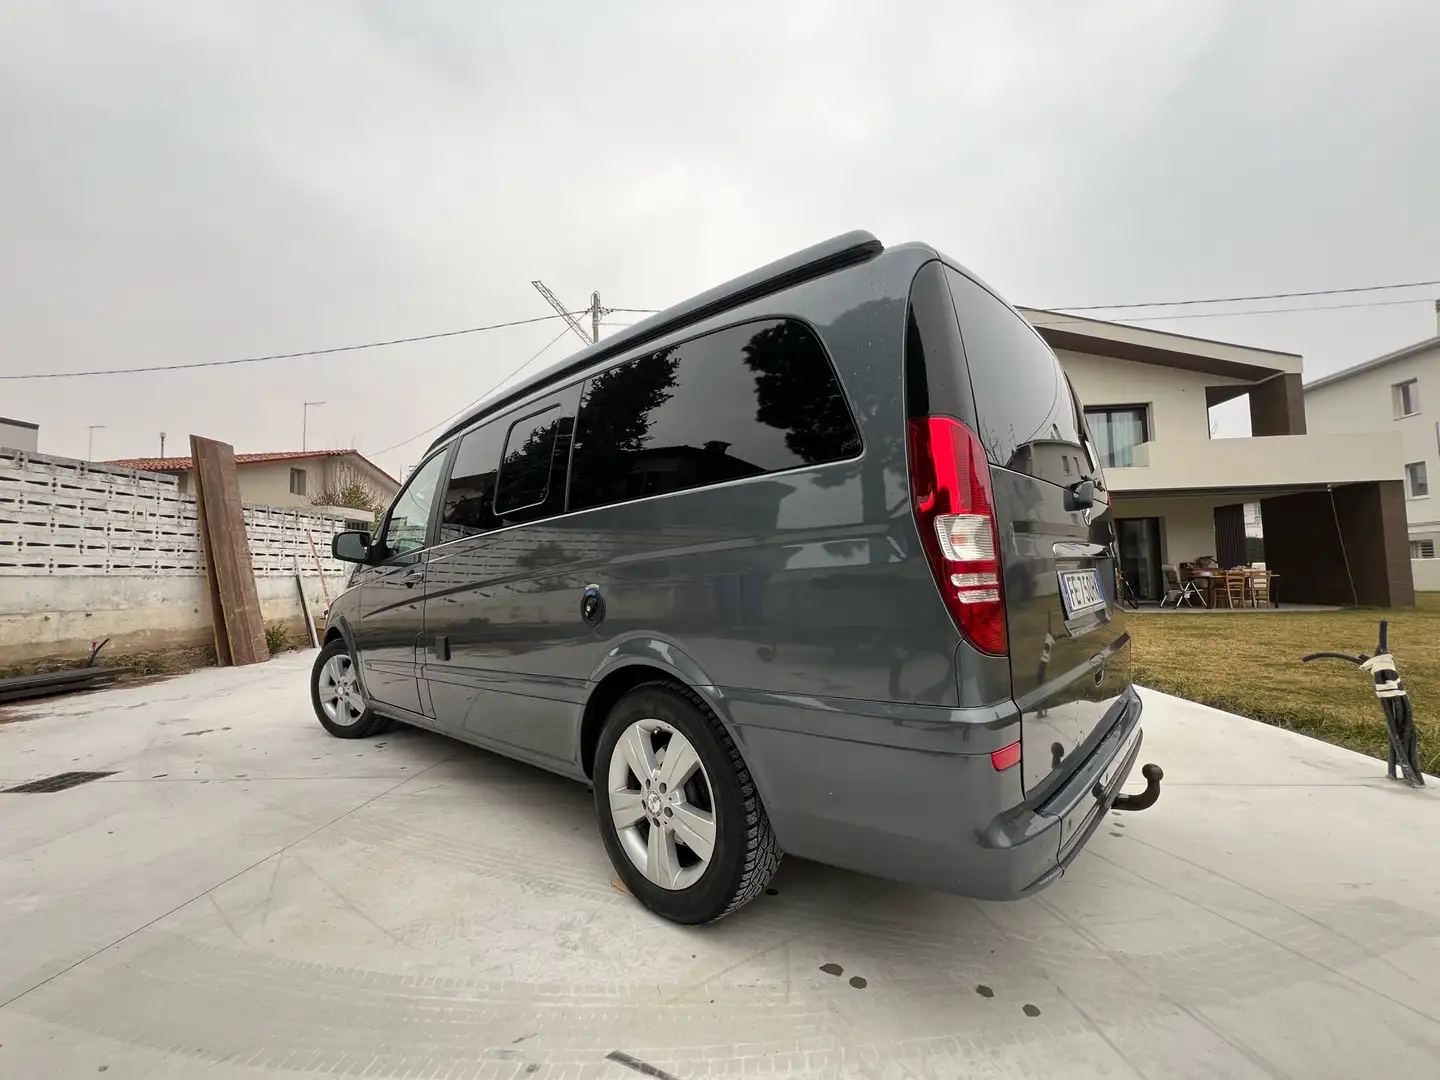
1030;296;1431;329
606;307;661;314
1049;278;1440;312
0;312;582;381
368;324;576;460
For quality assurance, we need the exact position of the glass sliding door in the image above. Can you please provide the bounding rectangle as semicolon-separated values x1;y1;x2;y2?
1116;517;1163;602
1084;405;1149;468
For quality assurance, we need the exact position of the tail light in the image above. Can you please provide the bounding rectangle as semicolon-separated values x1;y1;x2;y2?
990;740;1022;771
907;416;1007;655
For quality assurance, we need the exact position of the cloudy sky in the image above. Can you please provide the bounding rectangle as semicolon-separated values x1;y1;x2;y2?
3;0;1438;476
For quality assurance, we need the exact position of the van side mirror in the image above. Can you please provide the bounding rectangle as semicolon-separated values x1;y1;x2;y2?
332;530;372;563
1065;479;1096;512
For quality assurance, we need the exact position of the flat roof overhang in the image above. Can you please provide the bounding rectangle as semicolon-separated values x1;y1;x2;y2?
1019;308;1304;382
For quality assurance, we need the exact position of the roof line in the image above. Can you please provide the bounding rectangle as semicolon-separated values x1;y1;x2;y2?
1302;333;1440;391
1020;307;1304;360
428;230;885;451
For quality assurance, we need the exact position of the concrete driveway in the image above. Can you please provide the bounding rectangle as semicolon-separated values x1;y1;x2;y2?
1;652;1437;1079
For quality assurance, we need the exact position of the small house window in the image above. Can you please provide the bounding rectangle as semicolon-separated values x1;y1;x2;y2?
1405;461;1428;498
1411;539;1436;559
1083;405;1150;468
289;467;307;496
1393;379;1420;418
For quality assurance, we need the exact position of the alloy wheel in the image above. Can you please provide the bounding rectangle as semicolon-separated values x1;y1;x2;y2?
606;718;717;890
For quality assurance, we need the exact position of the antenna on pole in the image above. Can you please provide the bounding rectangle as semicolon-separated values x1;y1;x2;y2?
532;281;609;345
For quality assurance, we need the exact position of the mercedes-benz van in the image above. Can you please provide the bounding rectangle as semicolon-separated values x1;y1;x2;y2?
313;231;1161;924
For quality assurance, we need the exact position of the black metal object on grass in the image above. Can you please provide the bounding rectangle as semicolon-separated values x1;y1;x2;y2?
1302;619;1425;788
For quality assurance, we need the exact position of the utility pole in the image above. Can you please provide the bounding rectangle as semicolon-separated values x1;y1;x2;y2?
87;425;105;461
532;281;609;345
303;401;326;451
159;432;167;459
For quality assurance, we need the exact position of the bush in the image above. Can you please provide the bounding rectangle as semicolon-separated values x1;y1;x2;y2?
265;624;291;655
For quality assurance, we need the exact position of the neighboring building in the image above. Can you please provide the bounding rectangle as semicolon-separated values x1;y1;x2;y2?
0;415;39;453
1017;308;1413;607
106;449;398;516
1243;502;1264;537
1301;305;1440;591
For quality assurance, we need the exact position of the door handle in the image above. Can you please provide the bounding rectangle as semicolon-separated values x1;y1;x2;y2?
399;569;424;587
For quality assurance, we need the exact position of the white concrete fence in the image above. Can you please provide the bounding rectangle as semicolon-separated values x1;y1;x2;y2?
0;449;357;663
1415;558;1440;593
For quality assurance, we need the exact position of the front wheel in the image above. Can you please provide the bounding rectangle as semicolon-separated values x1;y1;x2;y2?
310;639;392;739
593;682;781;923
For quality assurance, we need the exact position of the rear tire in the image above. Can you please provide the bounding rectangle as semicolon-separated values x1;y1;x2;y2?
593;682;781;924
310;639;392;739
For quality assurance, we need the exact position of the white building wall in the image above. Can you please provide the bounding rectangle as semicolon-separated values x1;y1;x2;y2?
0;417;39;453
1414;558;1440;592
1110;495;1235;566
169;456;397;512
1058;350;1249;441
1305;342;1440;537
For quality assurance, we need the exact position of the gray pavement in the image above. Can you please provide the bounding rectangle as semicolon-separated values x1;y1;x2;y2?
1;651;1438;1079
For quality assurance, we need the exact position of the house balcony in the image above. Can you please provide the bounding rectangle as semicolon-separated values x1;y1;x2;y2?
1103;431;1405;497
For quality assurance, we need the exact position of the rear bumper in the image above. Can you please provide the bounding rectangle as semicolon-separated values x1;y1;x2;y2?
727;684;1147;900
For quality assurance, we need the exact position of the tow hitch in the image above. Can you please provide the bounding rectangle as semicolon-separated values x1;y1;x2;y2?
1100;762;1164;812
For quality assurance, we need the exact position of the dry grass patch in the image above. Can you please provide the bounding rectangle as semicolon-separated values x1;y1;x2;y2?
1130;592;1439;774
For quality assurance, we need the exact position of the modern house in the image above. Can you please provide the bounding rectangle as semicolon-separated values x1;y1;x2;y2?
1302;303;1440;591
106;448;398;516
0;415;39;453
1017;308;1414;607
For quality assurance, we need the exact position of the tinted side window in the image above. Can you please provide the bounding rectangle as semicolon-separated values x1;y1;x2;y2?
568;319;861;513
944;268;1085;485
495;406;563;515
437;423;505;543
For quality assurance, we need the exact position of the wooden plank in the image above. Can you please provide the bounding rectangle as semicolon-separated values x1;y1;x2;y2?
295;558;320;648
192;436;269;665
190;437;233;666
305;530;332;604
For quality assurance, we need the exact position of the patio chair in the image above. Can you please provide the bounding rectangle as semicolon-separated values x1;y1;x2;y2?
1221;569;1247;609
1160;565;1206;608
1249;568;1272;608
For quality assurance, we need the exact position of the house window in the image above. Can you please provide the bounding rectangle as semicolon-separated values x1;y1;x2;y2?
1405;461;1429;498
1393;379;1420;418
289;467;307;496
1083;406;1149;468
1412;539;1436;559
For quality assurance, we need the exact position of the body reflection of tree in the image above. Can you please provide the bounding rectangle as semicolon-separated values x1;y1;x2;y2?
571;352;680;510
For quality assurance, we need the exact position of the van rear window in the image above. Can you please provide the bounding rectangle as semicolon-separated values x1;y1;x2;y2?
944;268;1087;485
569;318;860;513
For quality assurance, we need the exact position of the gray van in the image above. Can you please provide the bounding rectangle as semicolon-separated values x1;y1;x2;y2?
313;232;1162;924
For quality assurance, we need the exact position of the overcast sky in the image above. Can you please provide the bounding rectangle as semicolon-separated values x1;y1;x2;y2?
3;0;1438;476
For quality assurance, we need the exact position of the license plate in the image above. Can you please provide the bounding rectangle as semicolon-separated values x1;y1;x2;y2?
1058;568;1107;619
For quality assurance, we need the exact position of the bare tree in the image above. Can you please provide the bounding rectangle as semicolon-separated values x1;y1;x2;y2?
310;461;386;515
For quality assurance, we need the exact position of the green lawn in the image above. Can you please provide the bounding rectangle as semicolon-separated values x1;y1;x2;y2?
1129;592;1439;774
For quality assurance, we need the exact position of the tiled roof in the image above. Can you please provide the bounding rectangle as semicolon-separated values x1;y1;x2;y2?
107;448;396;484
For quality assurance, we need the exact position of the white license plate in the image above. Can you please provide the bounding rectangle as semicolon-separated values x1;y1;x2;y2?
1058;568;1107;619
